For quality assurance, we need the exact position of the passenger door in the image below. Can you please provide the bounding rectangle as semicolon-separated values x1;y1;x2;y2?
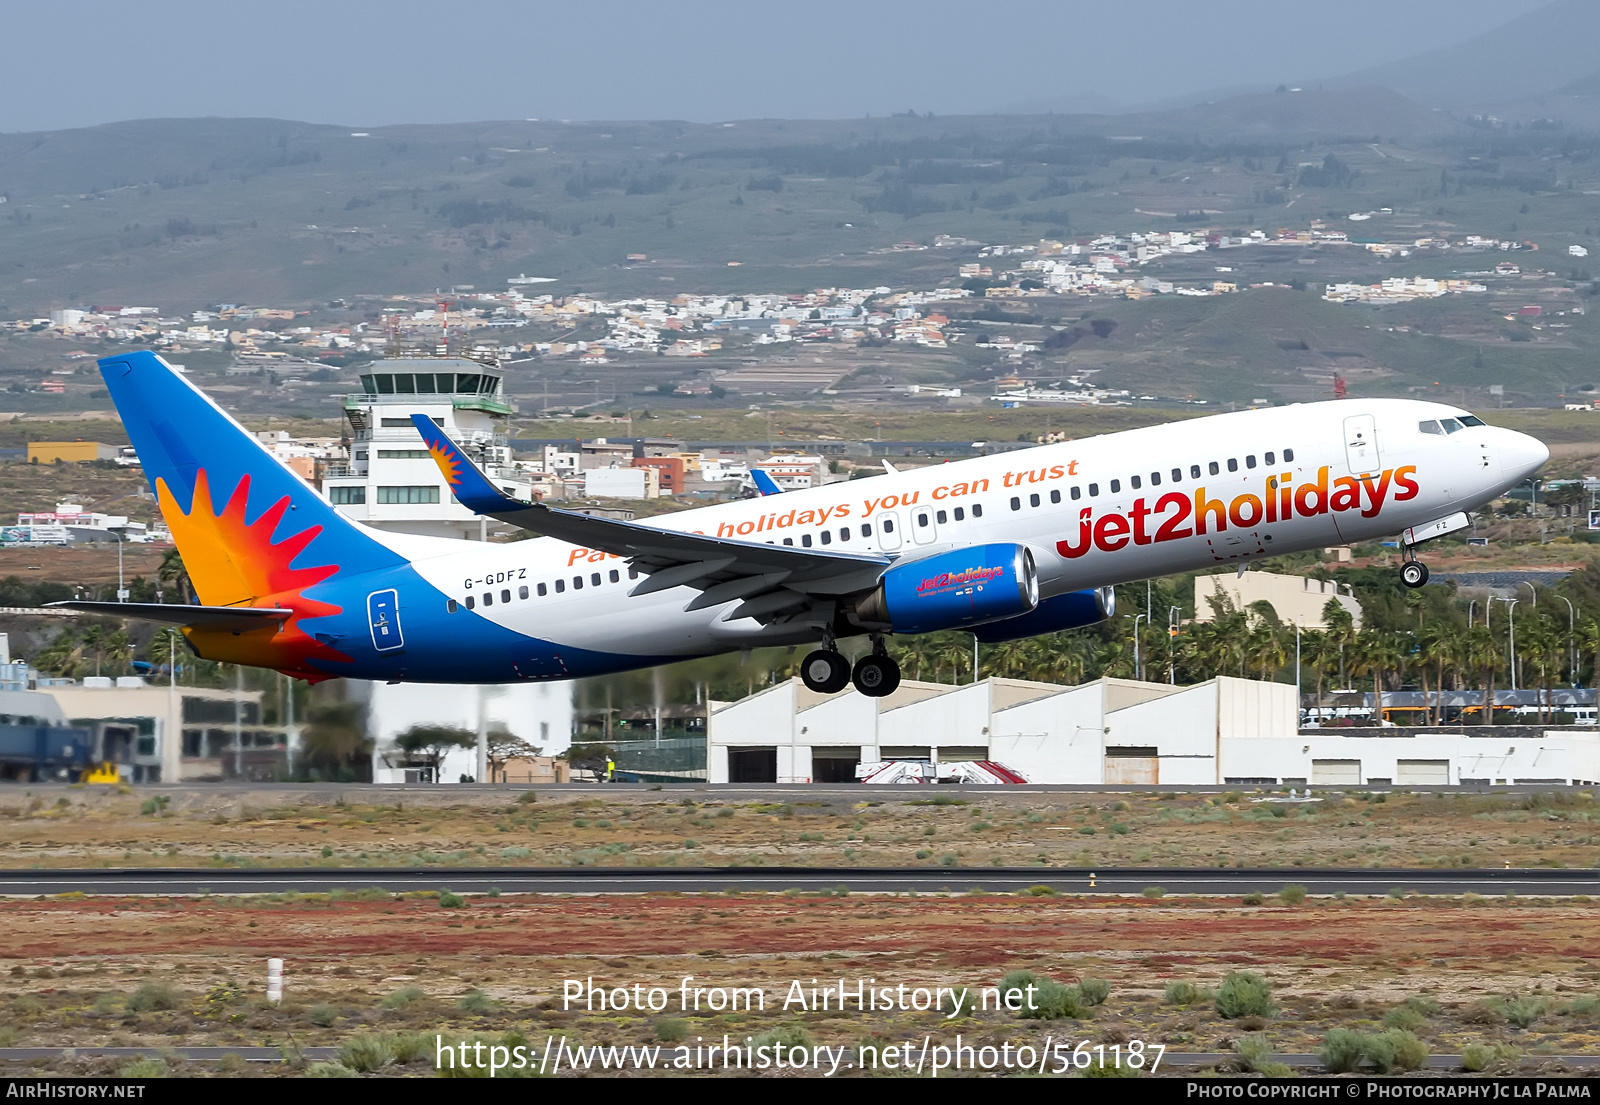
909;504;938;546
1343;414;1381;476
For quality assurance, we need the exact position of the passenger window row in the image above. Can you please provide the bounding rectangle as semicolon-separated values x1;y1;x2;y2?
1008;448;1297;510
449;567;640;612
771;504;985;547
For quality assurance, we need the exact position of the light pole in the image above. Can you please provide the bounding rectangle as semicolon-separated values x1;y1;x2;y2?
1467;600;1477;628
1127;613;1147;682
1167;606;1181;685
1558;596;1578;688
1506;599;1520;692
1295;623;1302;722
112;527;129;603
1517;580;1537;609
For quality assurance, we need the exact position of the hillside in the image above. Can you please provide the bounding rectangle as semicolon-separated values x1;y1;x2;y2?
4;90;1600;409
1328;0;1600;109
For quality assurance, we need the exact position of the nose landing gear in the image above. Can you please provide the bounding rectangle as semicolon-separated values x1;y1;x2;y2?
1399;551;1429;589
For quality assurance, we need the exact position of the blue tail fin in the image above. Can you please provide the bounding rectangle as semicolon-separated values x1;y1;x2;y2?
750;467;783;496
98;350;406;610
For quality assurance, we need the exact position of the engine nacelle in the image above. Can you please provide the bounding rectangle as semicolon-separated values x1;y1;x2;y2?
971;586;1115;643
854;543;1038;634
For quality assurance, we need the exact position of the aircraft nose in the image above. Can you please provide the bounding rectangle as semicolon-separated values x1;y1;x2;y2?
1499;429;1549;483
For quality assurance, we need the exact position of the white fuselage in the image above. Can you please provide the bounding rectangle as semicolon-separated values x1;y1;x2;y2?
383;398;1547;659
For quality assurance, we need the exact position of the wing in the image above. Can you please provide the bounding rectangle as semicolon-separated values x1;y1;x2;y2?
46;601;293;632
750;467;783;496
410;415;888;619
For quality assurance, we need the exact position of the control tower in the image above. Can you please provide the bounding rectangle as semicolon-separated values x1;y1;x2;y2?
321;356;532;541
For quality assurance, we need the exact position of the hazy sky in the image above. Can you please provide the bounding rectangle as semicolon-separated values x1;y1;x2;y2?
1;0;1553;133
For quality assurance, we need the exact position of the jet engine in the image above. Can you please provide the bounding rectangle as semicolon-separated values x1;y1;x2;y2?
971;586;1115;643
853;543;1038;634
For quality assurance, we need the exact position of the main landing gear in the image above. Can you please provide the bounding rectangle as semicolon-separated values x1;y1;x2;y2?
799;637;902;698
1399;549;1429;589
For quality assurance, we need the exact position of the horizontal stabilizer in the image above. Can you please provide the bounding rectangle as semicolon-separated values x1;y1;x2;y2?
46;601;293;632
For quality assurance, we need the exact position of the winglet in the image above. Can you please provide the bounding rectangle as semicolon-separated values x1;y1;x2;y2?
750;467;783;496
409;414;523;514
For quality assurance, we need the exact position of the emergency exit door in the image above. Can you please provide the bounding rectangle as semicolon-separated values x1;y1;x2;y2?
367;589;404;653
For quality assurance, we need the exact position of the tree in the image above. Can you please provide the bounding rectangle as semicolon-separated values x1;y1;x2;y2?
1521;614;1563;723
80;623;106;677
1463;624;1500;725
562;742;612;780
486;727;541;782
1321;599;1356;688
391;724;474;782
158;548;194;604
1579;618;1600;690
300;700;373;779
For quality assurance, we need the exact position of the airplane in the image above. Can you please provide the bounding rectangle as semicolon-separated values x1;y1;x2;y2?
54;350;1547;699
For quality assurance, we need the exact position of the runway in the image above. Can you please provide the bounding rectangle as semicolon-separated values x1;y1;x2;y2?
0;865;1593;897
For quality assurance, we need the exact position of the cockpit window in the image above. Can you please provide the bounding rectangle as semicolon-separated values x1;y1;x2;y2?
1440;418;1464;434
1458;414;1486;427
1419;420;1443;435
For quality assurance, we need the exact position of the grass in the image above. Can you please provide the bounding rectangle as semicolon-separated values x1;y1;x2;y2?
1461;1042;1521;1072
380;986;425;1010
1163;981;1202;1007
125;980;182;1013
458;989;496;1015
1500;995;1549;1029
337;1035;393;1073
1317;1028;1429;1074
1215;971;1274;1019
1234;1034;1293;1078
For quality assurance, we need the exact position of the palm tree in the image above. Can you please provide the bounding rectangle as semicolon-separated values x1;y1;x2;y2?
1464;624;1500;725
1419;625;1457;726
1036;636;1089;686
158;548;194;605
1322;599;1356;689
933;635;972;684
1522;614;1563;723
80;624;107;677
1351;630;1405;724
1245;611;1288;682
1579;618;1600;690
1299;628;1338;716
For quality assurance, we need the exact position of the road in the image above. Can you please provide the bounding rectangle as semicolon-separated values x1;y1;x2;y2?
0;865;1592;896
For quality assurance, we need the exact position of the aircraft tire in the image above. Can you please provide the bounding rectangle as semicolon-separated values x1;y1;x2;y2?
800;649;851;694
1400;561;1429;588
852;654;902;698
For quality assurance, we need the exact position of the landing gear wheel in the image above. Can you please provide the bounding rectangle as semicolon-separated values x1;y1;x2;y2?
852;654;902;698
1400;560;1429;588
800;649;851;694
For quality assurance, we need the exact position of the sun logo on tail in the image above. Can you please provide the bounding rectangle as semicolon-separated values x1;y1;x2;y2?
156;469;350;676
427;439;466;491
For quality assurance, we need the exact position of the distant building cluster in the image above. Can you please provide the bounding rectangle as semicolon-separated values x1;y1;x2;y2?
5;217;1575;389
1322;276;1488;306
